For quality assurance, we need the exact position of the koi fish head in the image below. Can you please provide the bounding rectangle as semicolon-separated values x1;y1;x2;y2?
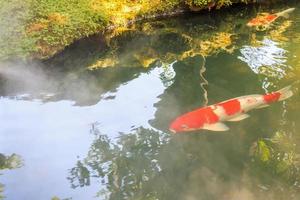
246;18;265;27
169;107;219;133
247;19;259;27
169;115;201;133
169;117;191;133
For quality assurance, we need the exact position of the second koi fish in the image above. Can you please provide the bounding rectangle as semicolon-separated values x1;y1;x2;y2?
247;8;295;27
169;86;293;133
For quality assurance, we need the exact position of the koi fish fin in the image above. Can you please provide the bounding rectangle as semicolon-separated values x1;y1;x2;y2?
227;114;250;122
277;85;293;101
202;122;229;131
256;104;269;109
277;8;295;19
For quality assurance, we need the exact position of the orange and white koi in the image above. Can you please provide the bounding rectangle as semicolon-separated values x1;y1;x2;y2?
247;8;295;27
169;85;293;133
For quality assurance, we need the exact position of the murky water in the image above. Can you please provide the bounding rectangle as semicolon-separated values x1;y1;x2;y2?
1;1;300;200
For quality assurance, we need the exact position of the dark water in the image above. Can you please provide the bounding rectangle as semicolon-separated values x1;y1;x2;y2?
1;2;300;200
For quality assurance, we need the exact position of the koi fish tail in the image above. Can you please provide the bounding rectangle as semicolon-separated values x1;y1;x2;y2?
276;8;295;18
278;85;293;101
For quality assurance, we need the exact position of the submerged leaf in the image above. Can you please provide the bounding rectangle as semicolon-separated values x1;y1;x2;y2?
257;140;271;162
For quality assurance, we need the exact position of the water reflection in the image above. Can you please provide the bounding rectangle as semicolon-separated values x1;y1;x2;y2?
68;95;300;200
0;153;23;170
239;38;289;79
0;153;23;199
68;124;251;200
68;126;168;199
0;60;151;106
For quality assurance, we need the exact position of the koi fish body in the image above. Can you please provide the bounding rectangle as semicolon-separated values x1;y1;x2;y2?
247;8;295;27
169;86;293;133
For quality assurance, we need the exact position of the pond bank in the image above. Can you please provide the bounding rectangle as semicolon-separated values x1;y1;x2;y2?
0;0;287;61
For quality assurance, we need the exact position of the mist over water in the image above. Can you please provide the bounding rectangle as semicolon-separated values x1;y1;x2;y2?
1;1;300;200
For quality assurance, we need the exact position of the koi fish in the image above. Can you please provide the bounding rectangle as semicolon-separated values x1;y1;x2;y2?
169;86;293;133
247;8;295;27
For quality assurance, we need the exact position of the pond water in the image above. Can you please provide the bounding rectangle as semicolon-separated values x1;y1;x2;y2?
1;1;300;200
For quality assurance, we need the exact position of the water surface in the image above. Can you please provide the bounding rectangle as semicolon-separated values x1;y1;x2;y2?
1;2;300;199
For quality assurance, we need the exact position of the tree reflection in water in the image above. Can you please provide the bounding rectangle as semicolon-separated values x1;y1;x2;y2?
68;126;170;199
0;153;23;199
68;123;253;200
68;119;300;200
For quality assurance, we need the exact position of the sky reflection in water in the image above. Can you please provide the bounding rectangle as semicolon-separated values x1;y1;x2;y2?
239;38;289;79
0;64;175;199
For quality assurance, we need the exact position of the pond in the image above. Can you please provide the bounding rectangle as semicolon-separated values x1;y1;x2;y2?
1;1;300;199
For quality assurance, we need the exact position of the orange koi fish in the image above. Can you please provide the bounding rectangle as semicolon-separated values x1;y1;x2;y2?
247;8;295;27
169;86;293;133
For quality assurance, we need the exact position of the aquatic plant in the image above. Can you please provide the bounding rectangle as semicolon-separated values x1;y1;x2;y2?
250;131;300;186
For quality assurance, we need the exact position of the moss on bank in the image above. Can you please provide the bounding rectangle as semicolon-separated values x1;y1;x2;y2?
1;0;255;60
